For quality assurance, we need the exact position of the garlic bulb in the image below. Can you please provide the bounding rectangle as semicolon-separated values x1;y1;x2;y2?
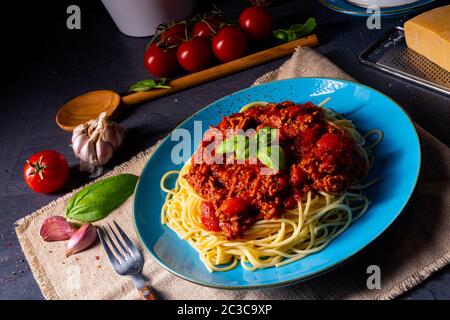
72;112;125;173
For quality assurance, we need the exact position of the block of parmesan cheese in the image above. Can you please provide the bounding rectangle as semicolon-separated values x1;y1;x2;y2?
404;5;450;72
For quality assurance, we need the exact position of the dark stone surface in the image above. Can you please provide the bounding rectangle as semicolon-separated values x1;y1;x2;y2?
0;0;448;300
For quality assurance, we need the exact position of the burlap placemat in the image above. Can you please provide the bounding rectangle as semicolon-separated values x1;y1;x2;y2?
16;48;450;300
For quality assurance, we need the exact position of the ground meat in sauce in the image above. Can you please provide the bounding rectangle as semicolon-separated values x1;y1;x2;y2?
184;101;367;239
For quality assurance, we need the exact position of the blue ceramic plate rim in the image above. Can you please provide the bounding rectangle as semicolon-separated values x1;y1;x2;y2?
319;0;437;16
133;77;421;289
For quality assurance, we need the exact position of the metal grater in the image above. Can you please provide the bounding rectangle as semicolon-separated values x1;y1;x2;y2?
359;26;450;95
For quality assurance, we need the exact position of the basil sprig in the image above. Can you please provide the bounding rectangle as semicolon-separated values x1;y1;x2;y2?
273;17;317;42
215;127;285;171
129;78;171;92
258;145;285;171
235;134;249;161
66;174;139;222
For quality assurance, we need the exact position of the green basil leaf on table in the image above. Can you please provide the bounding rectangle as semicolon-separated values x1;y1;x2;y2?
129;78;171;92
289;23;304;30
273;17;317;42
272;30;289;41
66;174;139;222
291;17;317;39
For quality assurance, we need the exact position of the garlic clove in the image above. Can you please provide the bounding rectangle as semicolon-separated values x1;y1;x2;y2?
72;128;83;144
66;223;97;257
115;125;125;146
104;123;125;149
96;139;114;165
79;138;98;164
40;216;76;242
72;133;90;157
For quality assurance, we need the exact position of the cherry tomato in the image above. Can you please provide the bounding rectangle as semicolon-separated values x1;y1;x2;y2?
192;16;223;39
144;44;178;77
290;165;308;187
219;198;249;217
23;150;69;193
212;26;248;62
317;134;354;154
201;202;221;232
160;23;186;45
177;38;212;72
239;6;273;42
300;127;320;146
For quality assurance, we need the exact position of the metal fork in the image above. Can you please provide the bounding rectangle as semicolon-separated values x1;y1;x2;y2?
97;220;156;300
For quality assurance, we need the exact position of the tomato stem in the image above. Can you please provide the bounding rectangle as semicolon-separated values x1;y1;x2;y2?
211;2;223;16
201;18;218;36
27;156;47;180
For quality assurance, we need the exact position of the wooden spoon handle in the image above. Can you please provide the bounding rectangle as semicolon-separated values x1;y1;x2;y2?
138;285;157;300
121;34;318;107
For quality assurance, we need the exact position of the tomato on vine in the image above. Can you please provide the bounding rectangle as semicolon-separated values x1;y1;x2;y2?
239;6;273;42
177;38;212;72
144;44;178;77
160;22;187;45
192;15;223;40
212;26;248;62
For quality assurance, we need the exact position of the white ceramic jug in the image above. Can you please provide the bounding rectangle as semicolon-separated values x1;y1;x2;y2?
101;0;197;37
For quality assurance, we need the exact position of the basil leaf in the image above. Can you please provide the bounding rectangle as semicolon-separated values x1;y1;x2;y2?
270;145;285;171
129;78;171;92
257;146;273;169
288;32;298;42
257;145;285;171
273;30;289;41
291;17;317;40
273;17;317;42
216;136;237;154
66;174;139;222
235;135;249;160
257;127;277;147
257;128;270;147
289;23;304;31
246;134;258;159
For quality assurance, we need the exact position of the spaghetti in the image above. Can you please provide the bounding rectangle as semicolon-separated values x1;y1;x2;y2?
161;100;382;272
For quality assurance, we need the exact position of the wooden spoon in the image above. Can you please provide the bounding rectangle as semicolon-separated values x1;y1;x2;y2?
56;34;318;131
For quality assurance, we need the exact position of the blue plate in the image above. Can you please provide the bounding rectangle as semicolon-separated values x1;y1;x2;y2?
134;78;421;289
319;0;438;17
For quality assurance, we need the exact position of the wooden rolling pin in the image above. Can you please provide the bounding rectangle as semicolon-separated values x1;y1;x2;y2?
122;34;318;106
56;34;318;131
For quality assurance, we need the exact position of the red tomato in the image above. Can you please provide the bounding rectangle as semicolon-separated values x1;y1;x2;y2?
23;150;69;193
177;38;212;72
212;26;248;62
290;166;308;187
300;127;320;146
201;202;221;232
239;6;272;42
192;16;222;39
144;44;178;77
219;198;249;217
160;23;186;45
317;134;354;154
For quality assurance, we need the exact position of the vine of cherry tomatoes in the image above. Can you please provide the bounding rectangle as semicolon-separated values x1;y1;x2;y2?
143;6;272;78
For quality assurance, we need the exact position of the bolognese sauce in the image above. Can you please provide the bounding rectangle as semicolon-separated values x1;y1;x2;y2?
184;101;367;239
